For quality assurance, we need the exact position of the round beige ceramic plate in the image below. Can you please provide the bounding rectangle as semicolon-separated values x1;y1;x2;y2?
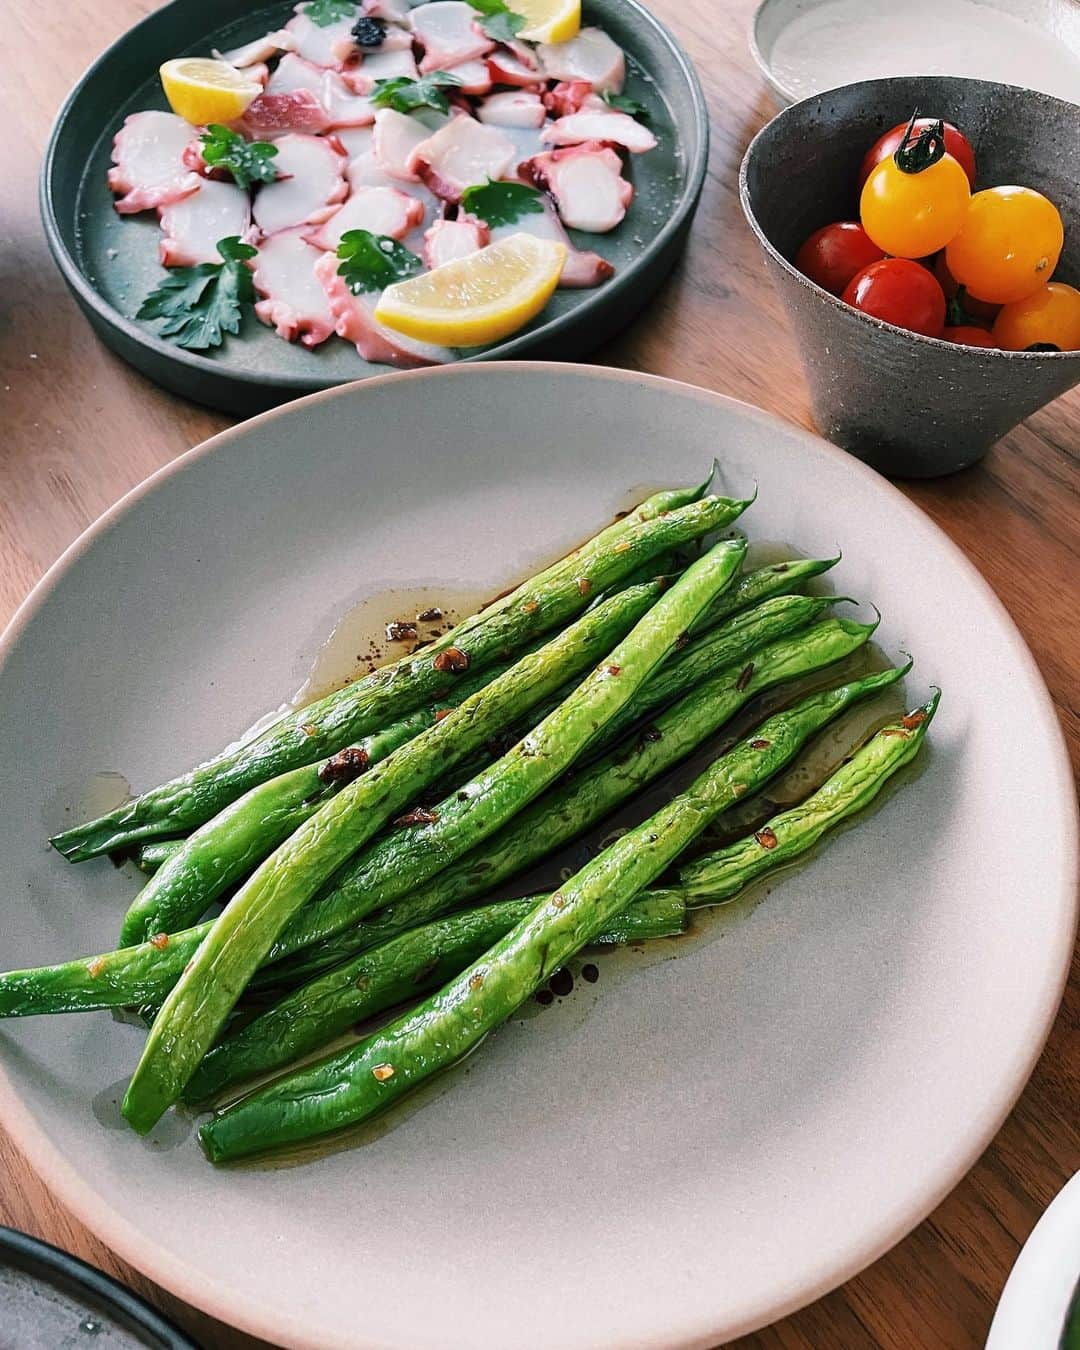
0;364;1075;1349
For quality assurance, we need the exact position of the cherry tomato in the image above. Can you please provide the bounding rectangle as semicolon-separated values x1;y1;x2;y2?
933;254;1000;322
841;258;946;338
860;118;977;190
795;221;885;296
942;325;997;348
945;186;1064;304
861;151;970;258
992;282;1080;352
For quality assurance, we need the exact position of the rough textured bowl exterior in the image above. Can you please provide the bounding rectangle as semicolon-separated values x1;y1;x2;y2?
740;76;1080;477
39;0;707;416
0;364;1074;1349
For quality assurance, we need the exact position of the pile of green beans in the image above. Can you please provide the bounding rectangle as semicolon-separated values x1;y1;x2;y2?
0;476;939;1166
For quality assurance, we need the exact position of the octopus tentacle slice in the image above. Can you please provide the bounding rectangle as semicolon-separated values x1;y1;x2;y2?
543;79;595;118
410;2;494;74
442;59;494;97
360;0;412;24
108;111;201;215
216;30;297;69
413;116;517;203
237;89;334;137
372;108;444;182
537;28;626;93
251;132;348;235
521;142;633;233
540;110;657;154
485;47;543;88
477;192;613;288
158;180;254;267
283;6;357;69
252;229;337;347
304;184;426;250
476;90;547;129
422;217;489;269
344;47;420;94
314;251;453;366
266;54;376;129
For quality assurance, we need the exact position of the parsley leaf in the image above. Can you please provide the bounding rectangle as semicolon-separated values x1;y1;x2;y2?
303;0;357;26
370;71;464;115
465;0;526;42
337;229;423;293
200;125;279;190
602;90;649;120
460;179;543;228
136;237;257;351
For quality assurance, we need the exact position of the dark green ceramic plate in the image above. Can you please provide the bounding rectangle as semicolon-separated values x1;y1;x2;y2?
41;0;707;414
0;1226;196;1348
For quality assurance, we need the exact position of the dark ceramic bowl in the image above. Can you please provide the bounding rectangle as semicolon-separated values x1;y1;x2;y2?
740;75;1080;477
40;0;707;416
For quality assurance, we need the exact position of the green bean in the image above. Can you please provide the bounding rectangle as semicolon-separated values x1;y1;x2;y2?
674;691;939;905
184;892;687;1104
122;538;747;1133
117;657;517;946
199;663;909;1162
0;617;883;1021
191;680;929;1105
132;840;183;875
581;592;851;759
695;555;840;630
486;591;841;773
52;487;744;862
0;928;205;1018
261;609;872;988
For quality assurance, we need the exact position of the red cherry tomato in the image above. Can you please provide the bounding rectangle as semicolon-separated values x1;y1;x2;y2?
841;258;947;338
933;254;1000;322
795;221;886;296
943;325;997;348
859;118;977;189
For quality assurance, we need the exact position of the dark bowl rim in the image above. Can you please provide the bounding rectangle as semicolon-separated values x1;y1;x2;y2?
738;73;1080;362
0;1225;198;1348
39;0;710;396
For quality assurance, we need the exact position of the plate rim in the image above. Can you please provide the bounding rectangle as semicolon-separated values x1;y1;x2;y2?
0;361;1076;1349
38;0;709;399
0;1224;198;1349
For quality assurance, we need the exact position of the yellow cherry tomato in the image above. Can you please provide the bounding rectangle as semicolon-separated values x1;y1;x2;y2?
993;282;1080;352
860;152;970;258
946;186;1064;305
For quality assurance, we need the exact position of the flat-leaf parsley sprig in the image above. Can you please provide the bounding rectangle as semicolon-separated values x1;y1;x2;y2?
136;237;257;351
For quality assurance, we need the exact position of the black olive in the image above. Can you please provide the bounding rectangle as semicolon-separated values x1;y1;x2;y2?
350;15;386;46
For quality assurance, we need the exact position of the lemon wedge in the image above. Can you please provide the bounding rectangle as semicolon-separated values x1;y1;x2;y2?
375;234;567;347
516;0;581;43
160;58;261;126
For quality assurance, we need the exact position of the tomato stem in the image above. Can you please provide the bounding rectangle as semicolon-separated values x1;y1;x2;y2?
893;109;946;175
945;295;966;327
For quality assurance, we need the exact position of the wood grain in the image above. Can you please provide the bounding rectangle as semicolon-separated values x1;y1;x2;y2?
1;1;1077;1346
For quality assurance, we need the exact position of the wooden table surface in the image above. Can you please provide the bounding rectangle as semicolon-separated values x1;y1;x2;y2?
2;1;1078;1346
